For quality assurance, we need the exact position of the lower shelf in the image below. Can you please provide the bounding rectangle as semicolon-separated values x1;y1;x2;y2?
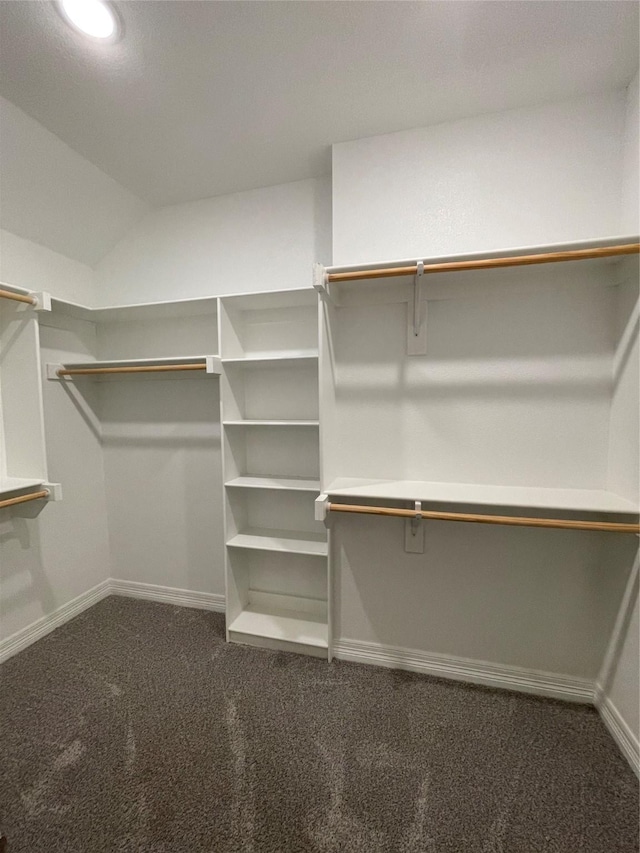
227;527;328;556
228;597;328;658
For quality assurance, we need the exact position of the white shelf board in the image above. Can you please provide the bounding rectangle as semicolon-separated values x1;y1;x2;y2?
325;478;639;515
324;234;640;278
0;477;45;497
225;476;321;492
227;527;328;556
228;605;328;649
223;419;319;427
50;296;218;324
222;352;318;366
219;288;316;311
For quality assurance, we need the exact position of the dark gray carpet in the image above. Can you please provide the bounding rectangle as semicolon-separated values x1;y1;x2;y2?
0;597;637;853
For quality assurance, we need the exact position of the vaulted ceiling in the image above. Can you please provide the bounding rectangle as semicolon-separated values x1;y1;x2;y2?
1;0;638;207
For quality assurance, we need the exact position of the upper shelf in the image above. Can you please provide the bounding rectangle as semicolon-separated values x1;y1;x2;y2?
225;476;321;492
325;478;639;515
46;355;221;380
222;352;318;366
324;235;640;282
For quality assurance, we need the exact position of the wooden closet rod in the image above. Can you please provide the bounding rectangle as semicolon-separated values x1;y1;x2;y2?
327;243;640;283
0;490;49;510
57;364;207;376
0;288;37;305
327;503;640;534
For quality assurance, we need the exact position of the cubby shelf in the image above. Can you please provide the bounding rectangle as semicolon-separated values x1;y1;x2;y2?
222;352;318;366
225;476;321;492
228;605;328;652
325;478;639;515
223;419;319;427
227;527;328;556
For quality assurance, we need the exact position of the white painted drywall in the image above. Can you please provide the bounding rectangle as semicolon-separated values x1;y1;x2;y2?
326;265;615;492
332;90;627;265
332;516;634;678
99;376;224;595
94;177;331;305
0;96;148;267
622;71;639;234
0;314;111;643
0;228;95;305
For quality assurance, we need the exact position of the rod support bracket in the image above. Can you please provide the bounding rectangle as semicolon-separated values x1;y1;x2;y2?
408;261;427;355
405;500;425;553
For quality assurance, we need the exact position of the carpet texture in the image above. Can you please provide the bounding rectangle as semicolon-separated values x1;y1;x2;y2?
0;597;637;853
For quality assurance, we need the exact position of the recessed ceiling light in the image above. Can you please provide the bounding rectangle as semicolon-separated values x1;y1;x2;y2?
56;0;121;42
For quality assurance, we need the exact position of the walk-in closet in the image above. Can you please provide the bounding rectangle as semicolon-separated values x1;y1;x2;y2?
0;2;639;851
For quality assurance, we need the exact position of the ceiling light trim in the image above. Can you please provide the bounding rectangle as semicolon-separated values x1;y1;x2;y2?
55;0;123;44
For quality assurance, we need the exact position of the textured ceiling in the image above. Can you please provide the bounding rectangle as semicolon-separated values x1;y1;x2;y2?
0;1;638;207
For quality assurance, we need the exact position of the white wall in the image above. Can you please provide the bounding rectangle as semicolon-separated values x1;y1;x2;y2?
100;377;224;596
0;229;95;305
94;177;332;306
621;71;639;234
332;90;627;265
0;95;148;267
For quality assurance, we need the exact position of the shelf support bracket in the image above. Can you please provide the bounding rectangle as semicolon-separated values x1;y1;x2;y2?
405;500;425;553
407;261;427;356
315;493;329;523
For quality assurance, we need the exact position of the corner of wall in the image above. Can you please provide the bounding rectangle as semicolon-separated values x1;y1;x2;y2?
0;228;96;306
621;68;639;235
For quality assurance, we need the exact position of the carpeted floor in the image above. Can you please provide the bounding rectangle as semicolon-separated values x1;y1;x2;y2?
0;597;637;853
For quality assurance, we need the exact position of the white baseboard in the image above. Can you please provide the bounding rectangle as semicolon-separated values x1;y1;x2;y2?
0;579;224;664
109;579;225;612
595;689;640;778
333;638;595;703
0;579;110;664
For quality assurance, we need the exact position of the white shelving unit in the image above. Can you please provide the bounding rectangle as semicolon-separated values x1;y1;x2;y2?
0;289;60;508
220;288;328;658
319;237;640;526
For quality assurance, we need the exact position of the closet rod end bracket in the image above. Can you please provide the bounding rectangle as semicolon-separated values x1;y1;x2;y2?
315;493;329;523
43;482;63;502
32;291;52;312
313;264;335;304
46;363;65;381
